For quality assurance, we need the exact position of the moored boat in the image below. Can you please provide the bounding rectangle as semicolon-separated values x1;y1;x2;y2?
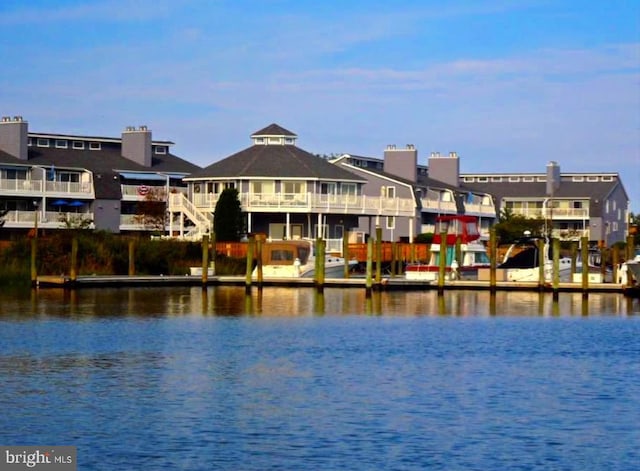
498;236;572;282
405;215;490;281
253;239;357;278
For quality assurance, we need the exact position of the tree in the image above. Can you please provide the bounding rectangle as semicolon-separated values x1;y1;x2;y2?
630;212;640;246
493;207;545;244
214;188;244;241
0;208;7;228
134;186;167;232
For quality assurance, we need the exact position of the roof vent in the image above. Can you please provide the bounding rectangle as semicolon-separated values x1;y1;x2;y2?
125;126;135;131
1;116;11;122
139;125;148;131
13;116;23;122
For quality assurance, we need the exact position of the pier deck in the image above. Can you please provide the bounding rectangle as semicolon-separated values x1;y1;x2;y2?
35;274;637;295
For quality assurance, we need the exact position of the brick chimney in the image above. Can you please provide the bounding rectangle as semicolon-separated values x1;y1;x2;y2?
122;125;152;167
428;151;460;187
383;144;417;182
546;161;560;196
0;116;28;160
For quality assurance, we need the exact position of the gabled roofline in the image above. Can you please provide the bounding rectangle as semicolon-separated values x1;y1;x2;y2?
28;132;175;146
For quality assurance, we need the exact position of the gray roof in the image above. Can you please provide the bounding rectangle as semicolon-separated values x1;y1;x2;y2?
187;144;366;182
251;123;297;137
462;179;623;215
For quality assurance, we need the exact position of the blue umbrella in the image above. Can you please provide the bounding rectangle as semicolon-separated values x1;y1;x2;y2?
51;200;68;206
68;201;84;207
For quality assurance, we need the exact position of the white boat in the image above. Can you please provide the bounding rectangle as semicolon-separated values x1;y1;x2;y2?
405;215;490;281
189;266;215;276
498;236;573;282
253;239;357;278
618;248;640;285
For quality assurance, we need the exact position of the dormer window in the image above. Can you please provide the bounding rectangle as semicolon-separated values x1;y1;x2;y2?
37;138;49;147
89;142;101;150
55;139;68;149
268;137;281;144
255;137;265;144
155;146;167;154
284;137;295;144
72;141;85;149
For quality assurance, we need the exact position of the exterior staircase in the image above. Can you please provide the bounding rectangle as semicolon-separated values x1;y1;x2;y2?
168;193;213;240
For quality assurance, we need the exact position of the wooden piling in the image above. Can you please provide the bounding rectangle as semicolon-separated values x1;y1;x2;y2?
316;238;326;293
581;236;589;294
627;235;635;288
437;230;447;293
30;238;37;286
552;238;560;298
245;236;254;294
256;236;263;288
128;239;135;276
537;239;545;290
375;227;382;283
365;237;373;296
570;242;577;279
489;227;497;292
612;245;619;283
391;242;397;277
343;235;350;278
70;237;78;282
200;234;209;284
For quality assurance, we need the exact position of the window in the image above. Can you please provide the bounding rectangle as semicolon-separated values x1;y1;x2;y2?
477;177;488;182
384;186;396;198
3;168;27;180
284;138;295;144
491;176;503;182
573;201;583;209
587;176;598;182
55;140;68;149
463;177;474;182
58;172;80;183
155;146;167;154
89;142;101;150
254;137;265;144
523;176;534;182
72;141;85;149
37;138;49;147
508;176;520;182
602;176;613;182
386;216;395;230
268;137;281;144
252;181;273;194
572;176;584;182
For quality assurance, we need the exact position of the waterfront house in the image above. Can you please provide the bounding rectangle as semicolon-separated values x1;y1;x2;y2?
0;116;199;236
461;161;630;246
332;148;496;241
175;124;404;246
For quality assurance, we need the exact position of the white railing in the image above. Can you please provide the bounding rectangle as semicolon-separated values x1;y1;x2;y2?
192;192;415;216
0;178;93;196
0;179;43;193
1;210;94;228
510;207;589;219
420;197;458;214
168;193;213;240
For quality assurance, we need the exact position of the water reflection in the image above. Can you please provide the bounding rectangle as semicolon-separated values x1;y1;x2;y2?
0;286;637;318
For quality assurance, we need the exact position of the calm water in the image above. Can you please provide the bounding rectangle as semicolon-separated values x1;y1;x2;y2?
1;287;639;470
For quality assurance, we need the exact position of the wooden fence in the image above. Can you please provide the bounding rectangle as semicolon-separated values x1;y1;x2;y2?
214;241;431;263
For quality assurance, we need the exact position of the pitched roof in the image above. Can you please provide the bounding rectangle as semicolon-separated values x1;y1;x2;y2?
187;144;366;182
462;179;623;215
251;123;297;137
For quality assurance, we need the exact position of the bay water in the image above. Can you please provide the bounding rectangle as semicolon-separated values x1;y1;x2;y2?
1;287;639;470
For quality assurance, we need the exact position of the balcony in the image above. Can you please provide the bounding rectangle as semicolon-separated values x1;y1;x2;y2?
1;210;94;229
121;184;187;201
190;192;416;217
509;207;589;220
0;178;93;198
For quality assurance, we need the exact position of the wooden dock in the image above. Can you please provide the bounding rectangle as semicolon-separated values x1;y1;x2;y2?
35;274;638;296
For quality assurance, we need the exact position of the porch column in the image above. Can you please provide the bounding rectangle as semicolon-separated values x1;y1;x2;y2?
247;212;252;234
317;213;322;238
409;217;414;243
286;212;291;240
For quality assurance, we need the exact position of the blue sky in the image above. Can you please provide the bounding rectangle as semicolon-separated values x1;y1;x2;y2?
1;0;639;209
